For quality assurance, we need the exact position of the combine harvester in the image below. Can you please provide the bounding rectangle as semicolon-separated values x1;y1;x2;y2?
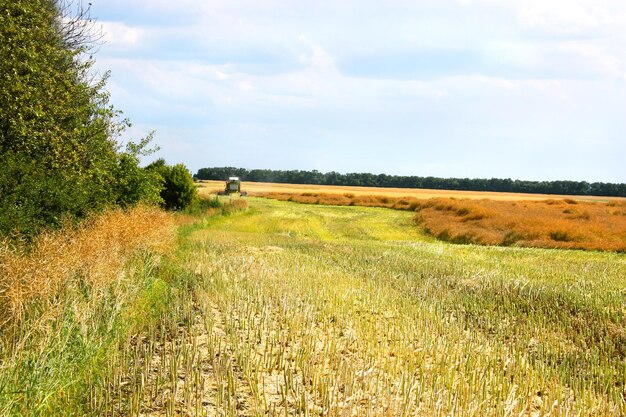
218;177;247;196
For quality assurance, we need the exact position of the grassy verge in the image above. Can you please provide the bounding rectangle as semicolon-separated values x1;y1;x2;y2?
0;199;246;416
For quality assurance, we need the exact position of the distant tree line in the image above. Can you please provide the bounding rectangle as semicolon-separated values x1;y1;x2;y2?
195;167;626;197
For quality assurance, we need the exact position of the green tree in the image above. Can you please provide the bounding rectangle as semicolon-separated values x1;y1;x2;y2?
0;0;159;236
147;160;198;210
113;154;164;208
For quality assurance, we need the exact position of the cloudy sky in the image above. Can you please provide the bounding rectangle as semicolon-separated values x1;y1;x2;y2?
91;0;626;182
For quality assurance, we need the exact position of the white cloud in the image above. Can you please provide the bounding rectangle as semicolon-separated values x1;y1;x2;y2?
100;21;146;50
518;0;599;35
91;0;626;182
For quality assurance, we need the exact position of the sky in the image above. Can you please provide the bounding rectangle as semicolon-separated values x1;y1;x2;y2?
90;0;626;183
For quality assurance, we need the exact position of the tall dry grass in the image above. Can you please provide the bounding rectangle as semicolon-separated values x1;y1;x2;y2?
413;198;626;251
0;200;254;415
0;205;176;328
250;191;420;210
253;192;626;252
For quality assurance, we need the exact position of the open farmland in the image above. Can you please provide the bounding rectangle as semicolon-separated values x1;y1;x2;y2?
196;180;621;202
199;181;626;252
94;197;625;416
3;196;623;416
252;192;626;252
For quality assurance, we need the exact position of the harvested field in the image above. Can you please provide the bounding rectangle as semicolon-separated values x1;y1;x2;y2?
249;190;626;252
5;197;623;416
110;198;626;416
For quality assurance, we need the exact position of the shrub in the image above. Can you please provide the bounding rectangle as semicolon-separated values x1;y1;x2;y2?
113;153;164;208
502;231;522;246
0;152;83;237
147;160;198;210
163;164;198;210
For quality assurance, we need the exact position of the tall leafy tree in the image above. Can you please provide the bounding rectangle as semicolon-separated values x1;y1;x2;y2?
0;0;158;236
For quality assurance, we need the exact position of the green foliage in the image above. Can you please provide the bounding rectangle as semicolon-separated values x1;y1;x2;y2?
0;151;91;237
0;0;162;237
147;159;198;210
112;153;164;208
125;277;171;332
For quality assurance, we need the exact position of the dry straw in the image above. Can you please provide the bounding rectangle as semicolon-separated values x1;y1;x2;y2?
0;205;175;327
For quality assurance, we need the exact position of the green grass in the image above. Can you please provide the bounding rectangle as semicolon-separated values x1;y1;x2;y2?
0;253;170;416
198;198;424;242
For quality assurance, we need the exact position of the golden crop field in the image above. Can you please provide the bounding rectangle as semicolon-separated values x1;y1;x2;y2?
196;180;621;202
250;191;626;252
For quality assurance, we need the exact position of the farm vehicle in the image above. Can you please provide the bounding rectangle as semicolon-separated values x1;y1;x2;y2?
218;177;247;196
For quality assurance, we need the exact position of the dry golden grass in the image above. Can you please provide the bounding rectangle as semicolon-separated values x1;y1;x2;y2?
252;191;626;252
197;180;619;202
413;198;626;252
0;205;176;327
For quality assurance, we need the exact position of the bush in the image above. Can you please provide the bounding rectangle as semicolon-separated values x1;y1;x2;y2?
550;231;573;242
147;160;198;210
113;153;164;208
0;151;91;237
186;196;222;215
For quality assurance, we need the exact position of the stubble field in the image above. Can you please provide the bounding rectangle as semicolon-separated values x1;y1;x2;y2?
3;192;624;416
198;180;626;252
112;197;624;416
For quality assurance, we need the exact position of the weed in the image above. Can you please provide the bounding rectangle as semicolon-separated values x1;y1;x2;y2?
550;231;573;242
0;206;176;416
